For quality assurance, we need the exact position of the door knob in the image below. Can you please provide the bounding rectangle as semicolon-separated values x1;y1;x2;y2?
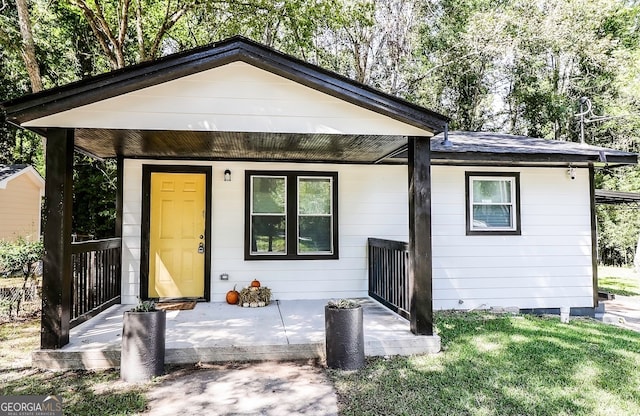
198;242;205;254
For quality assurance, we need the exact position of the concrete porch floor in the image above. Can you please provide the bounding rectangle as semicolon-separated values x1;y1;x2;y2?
32;298;441;369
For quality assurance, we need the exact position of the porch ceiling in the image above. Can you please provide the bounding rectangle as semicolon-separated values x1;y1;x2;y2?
75;129;408;163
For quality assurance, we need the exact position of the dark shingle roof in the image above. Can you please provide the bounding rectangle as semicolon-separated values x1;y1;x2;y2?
0;164;28;182
425;131;636;165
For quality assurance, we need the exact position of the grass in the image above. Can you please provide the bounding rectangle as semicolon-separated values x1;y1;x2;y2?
330;312;640;416
598;266;640;296
0;317;148;415
0;368;148;415
0;317;40;368
2;275;640;415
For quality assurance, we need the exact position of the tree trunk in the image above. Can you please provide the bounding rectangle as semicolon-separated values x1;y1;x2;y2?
15;0;43;92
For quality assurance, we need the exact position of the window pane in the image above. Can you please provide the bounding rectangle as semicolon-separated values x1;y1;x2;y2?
473;179;511;203
473;205;512;228
298;216;332;253
299;178;331;215
251;215;286;253
253;177;285;214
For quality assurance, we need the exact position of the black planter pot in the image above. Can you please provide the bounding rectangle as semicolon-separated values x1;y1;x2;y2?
120;310;166;382
325;305;365;370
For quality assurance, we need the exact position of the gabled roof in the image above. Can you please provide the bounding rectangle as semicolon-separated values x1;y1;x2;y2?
0;36;448;134
396;131;636;166
0;164;45;190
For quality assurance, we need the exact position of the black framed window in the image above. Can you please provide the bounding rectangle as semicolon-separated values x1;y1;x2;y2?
245;171;338;260
466;172;521;236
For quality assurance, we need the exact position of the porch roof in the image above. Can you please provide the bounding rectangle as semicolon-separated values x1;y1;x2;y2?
0;36;451;164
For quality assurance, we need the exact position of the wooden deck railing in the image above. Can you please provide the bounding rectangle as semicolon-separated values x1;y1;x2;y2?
367;238;410;320
70;238;121;328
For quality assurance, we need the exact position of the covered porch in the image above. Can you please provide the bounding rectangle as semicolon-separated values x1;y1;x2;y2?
32;298;440;370
1;36;447;353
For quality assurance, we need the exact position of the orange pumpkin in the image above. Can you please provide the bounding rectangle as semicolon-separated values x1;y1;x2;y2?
226;285;239;305
250;279;261;288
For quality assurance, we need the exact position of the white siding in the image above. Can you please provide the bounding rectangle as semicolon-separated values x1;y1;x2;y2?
24;62;431;137
432;165;593;310
0;174;43;241
121;160;407;304
121;161;594;309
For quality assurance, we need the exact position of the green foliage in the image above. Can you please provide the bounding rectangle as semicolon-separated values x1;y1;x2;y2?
130;300;157;312
596;167;640;266
0;237;43;278
327;299;360;309
72;156;117;238
330;312;640;415
0;237;43;318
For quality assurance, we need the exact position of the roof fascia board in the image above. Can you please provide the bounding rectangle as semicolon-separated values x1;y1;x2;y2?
235;43;448;132
2;43;243;124
2;37;448;133
429;152;637;165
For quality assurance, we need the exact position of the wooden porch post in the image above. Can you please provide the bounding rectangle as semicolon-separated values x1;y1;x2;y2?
407;136;433;335
41;128;74;349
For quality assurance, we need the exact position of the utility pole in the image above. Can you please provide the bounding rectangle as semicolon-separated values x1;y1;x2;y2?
579;97;587;145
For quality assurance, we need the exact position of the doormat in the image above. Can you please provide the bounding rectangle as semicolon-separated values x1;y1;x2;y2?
156;301;197;311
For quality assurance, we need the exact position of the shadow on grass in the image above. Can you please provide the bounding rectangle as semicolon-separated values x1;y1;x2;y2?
0;368;147;415
329;312;640;416
599;276;640;296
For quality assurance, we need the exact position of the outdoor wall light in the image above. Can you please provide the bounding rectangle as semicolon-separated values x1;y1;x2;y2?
224;169;231;182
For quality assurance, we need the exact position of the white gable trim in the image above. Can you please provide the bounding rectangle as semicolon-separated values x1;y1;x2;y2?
0;166;45;194
23;62;432;137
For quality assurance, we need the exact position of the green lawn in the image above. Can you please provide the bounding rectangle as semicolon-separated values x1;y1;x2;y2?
3;310;640;415
330;312;640;416
0;318;148;415
598;266;640;296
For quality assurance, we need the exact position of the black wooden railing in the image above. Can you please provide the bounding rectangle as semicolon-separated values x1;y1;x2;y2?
367;238;410;320
70;238;122;328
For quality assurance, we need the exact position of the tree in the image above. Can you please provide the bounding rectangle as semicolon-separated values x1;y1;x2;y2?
72;156;117;238
62;0;190;68
412;0;507;130
14;0;42;92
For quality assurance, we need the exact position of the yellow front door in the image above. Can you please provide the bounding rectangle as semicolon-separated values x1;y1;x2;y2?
149;172;206;298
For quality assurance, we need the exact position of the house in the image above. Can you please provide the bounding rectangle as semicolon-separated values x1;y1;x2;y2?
0;37;636;351
0;164;44;241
